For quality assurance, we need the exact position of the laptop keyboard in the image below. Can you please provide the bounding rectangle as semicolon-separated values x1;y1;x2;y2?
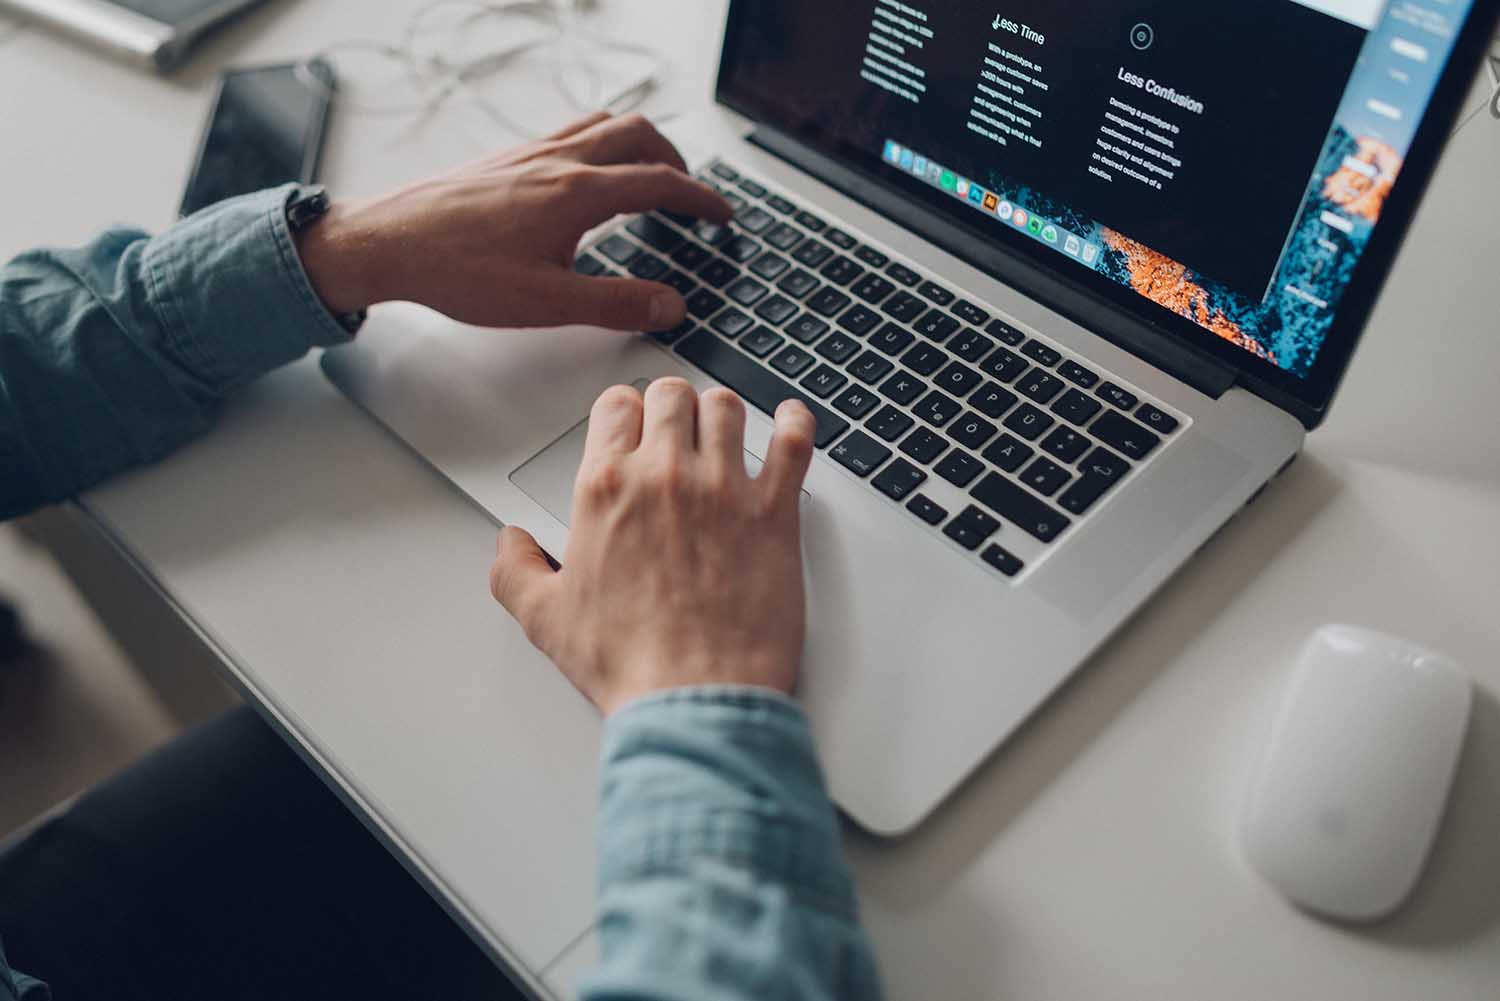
574;160;1187;580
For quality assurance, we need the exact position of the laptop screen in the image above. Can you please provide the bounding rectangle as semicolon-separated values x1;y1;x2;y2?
718;0;1490;414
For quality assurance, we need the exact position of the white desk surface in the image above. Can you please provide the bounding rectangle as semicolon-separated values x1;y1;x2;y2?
4;2;1499;998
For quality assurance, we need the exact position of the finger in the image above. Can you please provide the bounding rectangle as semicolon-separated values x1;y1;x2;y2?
581;383;644;466
698;387;749;477
533;270;685;331
489;526;560;641
758;399;816;508
566;113;688;171
640;377;699;454
573;163;732;225
544;110;611;142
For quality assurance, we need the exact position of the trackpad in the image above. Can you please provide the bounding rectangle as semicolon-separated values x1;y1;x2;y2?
509;413;778;530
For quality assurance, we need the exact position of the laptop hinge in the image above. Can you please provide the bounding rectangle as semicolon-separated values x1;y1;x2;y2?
747;125;1239;401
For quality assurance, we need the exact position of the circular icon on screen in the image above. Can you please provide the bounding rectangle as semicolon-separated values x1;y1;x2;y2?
1130;23;1154;50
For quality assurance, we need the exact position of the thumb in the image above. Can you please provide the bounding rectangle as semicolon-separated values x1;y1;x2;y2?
489;525;559;641
549;272;686;332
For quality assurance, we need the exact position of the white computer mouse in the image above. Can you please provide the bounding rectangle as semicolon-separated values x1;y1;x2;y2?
1241;624;1472;922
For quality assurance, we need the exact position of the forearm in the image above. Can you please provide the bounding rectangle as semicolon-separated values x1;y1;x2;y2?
581;687;883;1001
0;184;353;521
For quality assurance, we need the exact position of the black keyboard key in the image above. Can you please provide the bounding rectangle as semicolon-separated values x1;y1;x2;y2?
750;252;791;280
985;318;1025;345
980;544;1024;577
971;474;1071;542
982;433;1034;472
947;412;997;449
837;304;881;336
880;371;925;405
597;234;639;265
970;382;1017;419
765;222;804;251
807;286;852;317
723;191;747;213
1080;446;1131;481
914;389;962;428
675;331;848;447
777;269;820;299
671;242;711;269
726;276;769;306
918;281;955;306
907;492;947;525
693;220;732;246
627;215;684;252
628;253;669;280
951;299;990;326
855;244;890;268
851;273;896;305
709;162;739;181
1058;448;1130;515
770;344;816;378
832;384;881;420
1096;381;1139;411
1051;388;1102;426
1003;402;1054;440
872;458;927;501
1017;368;1065;404
934;361;983;398
800;364;847;398
736;177;767;197
849;350;894;385
936;449;984;488
899;427;948;464
830;430;890;477
724;236;761;263
979;346;1029;383
1090;411;1160;460
866;404;914;442
686;288;725;318
915;309;960;343
786;313;830;344
886;262;921;287
710;308;754;339
820;255;864;287
795;210;827;232
650;320;695;345
792;240;833;267
1136;403;1179;434
660;209;697;228
949;328;994;363
698;258;739;288
766;194;797;215
824;227;857;250
882;291;927;323
943;505;1000;550
1020;457;1071;496
1040;427;1089;463
1058;359;1099;388
901;342;948;376
870;323;915;356
754;294;798;325
574;252;607;276
815;332;860;364
738;325;785;357
662;269;696;296
1020;339;1061;367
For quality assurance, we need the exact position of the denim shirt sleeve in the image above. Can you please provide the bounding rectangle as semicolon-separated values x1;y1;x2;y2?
0;183;353;521
580;686;884;1001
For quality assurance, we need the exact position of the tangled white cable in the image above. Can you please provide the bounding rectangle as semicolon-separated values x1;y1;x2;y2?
295;0;668;137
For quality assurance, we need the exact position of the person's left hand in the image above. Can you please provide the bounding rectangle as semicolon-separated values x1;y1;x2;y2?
295;111;732;332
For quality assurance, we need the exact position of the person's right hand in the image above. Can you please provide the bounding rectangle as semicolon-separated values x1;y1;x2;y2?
295;112;732;333
488;380;816;716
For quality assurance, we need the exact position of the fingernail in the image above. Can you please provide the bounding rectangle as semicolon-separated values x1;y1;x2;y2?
649;293;679;328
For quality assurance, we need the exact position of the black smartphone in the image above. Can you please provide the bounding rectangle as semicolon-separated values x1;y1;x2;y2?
179;60;334;218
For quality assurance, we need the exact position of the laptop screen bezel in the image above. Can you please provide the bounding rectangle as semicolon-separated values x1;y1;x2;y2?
713;1;1500;428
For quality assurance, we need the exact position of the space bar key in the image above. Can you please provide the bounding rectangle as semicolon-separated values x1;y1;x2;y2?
675;331;849;448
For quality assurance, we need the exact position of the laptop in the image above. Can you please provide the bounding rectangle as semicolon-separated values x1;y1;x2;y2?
323;0;1499;835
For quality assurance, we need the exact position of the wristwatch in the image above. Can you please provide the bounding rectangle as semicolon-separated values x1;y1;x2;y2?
286;185;367;335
